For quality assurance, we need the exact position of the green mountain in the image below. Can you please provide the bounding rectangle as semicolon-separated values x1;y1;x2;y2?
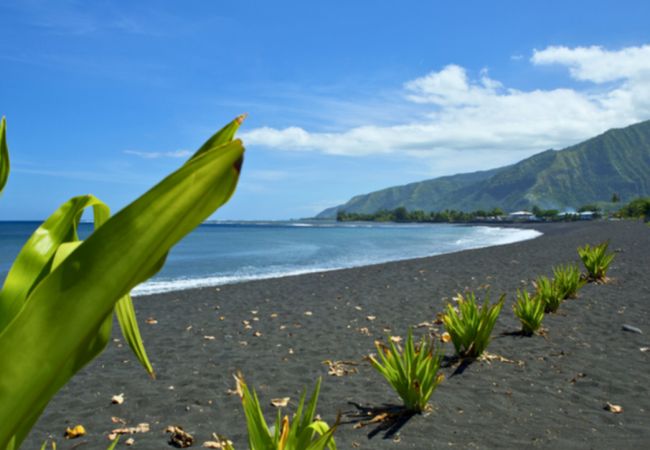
317;119;650;218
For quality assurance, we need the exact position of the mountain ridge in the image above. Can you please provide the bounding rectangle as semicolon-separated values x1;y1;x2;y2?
316;120;650;218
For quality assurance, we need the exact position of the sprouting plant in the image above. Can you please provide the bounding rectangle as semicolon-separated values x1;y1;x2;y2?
553;263;586;299
233;373;337;450
368;328;443;413
512;289;545;335
442;291;505;358
578;241;615;282
533;275;563;313
0;115;245;449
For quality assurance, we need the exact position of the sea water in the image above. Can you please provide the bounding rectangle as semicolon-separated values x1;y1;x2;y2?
0;221;541;296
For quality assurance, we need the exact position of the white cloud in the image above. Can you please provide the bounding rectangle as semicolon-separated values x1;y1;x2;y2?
404;64;503;106
241;44;650;177
124;149;191;159
531;44;650;83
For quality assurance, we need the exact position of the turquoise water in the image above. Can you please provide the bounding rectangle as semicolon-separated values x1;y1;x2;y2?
0;221;541;295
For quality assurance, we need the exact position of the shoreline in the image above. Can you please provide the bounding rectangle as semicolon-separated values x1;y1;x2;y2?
26;220;650;449
132;223;542;296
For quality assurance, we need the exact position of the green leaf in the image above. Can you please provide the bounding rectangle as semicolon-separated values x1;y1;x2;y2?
0;195;110;332
0;117;8;194
0;132;244;448
190;114;247;161
106;436;120;450
115;295;155;377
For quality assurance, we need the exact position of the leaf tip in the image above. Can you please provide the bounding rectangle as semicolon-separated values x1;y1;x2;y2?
236;113;248;125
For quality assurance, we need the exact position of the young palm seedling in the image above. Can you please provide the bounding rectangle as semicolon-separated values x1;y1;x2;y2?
533;275;563;313
442;291;505;358
553;263;586;299
512;289;545;336
578;241;615;282
368;328;443;413
233;373;337;450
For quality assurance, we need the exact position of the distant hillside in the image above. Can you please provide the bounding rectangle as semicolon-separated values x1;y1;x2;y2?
317;120;650;218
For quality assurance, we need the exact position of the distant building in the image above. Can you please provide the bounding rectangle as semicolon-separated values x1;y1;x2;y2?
579;211;595;220
507;211;536;221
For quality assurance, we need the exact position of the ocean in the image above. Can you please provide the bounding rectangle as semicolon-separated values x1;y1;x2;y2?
0;221;541;296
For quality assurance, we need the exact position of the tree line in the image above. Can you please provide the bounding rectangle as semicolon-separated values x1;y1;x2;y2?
335;197;650;223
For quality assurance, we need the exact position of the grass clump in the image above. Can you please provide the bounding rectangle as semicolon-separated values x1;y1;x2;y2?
233;373;337;450
533;275;563;313
553;263;586;299
512;289;545;335
368;328;443;413
578;241;615;282
442;291;505;358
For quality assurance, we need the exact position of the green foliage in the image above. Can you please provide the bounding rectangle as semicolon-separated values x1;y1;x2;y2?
337;207;506;223
442;292;505;358
617;197;650;219
321;119;650;218
532;205;560;219
533;275;563;313
512;289;545;335
552;263;586;299
577;204;601;214
0;116;245;449
578;241;615;282
234;374;337;450
0;117;8;193
368;328;443;412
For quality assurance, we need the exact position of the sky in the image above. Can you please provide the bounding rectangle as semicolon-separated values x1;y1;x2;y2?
1;1;650;220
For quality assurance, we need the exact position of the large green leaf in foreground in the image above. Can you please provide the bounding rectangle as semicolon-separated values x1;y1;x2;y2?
0;117;245;448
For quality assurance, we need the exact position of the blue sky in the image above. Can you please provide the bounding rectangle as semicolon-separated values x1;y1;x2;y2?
2;1;650;220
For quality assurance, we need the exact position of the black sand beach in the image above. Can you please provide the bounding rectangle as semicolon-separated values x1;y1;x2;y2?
25;220;650;449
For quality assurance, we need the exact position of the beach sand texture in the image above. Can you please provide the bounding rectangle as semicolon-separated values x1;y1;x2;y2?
24;220;650;449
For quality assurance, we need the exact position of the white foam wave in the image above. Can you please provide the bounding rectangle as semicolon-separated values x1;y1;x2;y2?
132;267;337;296
132;226;542;296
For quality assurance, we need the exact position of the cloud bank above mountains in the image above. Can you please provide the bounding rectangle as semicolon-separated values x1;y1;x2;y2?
242;44;650;174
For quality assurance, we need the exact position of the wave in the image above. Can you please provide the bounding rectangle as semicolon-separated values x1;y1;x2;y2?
132;225;542;296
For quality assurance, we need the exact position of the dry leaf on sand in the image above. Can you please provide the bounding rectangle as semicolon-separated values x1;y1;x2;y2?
108;423;150;440
323;359;359;377
166;425;194;448
270;397;290;407
64;424;85;439
604;402;623;413
203;433;233;448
